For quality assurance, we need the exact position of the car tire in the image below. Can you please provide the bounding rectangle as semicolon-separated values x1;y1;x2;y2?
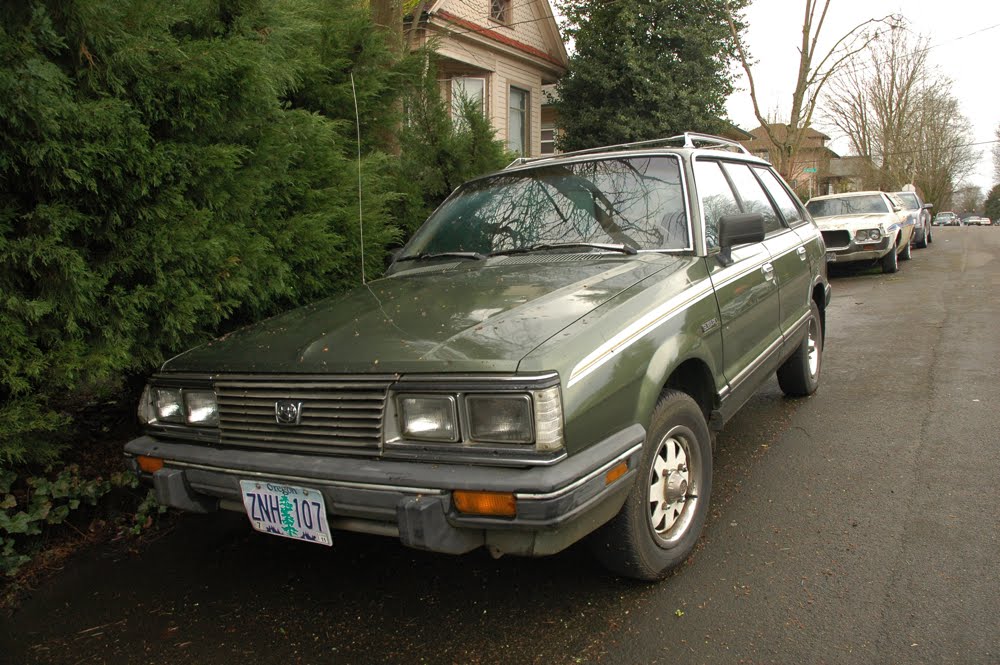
927;226;933;244
881;241;899;273
917;223;929;248
900;237;912;260
777;300;823;396
589;390;712;582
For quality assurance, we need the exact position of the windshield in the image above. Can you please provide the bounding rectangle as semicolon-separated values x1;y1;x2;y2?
403;156;689;256
896;193;919;209
806;194;888;218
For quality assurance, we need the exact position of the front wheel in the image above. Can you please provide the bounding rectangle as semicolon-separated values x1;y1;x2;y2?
589;390;712;581
917;223;929;248
900;237;912;260
777;300;823;396
881;241;899;273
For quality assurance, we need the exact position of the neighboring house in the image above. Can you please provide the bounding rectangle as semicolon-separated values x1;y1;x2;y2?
826;155;881;194
739;124;841;199
407;0;569;157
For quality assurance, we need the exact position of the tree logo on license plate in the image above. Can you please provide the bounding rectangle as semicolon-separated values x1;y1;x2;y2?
275;400;303;425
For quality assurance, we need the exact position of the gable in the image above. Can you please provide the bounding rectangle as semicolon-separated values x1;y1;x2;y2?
427;0;569;72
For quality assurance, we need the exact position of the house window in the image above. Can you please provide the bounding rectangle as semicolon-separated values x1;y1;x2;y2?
508;86;528;156
541;123;557;155
451;77;486;127
490;0;511;24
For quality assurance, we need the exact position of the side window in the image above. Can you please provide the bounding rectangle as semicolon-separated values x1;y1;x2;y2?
721;163;783;235
755;167;807;227
695;160;741;250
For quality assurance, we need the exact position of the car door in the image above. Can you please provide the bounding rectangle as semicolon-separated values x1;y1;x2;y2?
695;159;782;410
746;165;816;350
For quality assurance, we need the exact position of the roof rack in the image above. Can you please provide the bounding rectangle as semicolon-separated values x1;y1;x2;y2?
506;132;752;168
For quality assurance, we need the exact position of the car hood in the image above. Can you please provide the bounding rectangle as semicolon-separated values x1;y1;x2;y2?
162;256;676;375
814;213;899;230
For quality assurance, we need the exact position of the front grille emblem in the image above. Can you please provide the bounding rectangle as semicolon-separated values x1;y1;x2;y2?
275;400;303;425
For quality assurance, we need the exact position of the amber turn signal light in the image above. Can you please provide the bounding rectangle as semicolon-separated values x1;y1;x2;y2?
453;490;517;517
137;455;164;473
605;461;628;485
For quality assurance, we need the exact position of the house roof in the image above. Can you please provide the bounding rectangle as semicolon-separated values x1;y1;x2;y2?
424;0;569;74
741;124;832;151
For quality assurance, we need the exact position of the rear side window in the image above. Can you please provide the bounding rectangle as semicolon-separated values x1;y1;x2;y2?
720;163;783;235
695;160;741;249
754;167;807;228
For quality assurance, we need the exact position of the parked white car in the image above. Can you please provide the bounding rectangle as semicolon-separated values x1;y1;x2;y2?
893;190;933;248
805;191;916;274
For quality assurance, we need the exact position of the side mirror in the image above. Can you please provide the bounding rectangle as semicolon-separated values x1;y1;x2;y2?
892;204;903;212
718;213;766;266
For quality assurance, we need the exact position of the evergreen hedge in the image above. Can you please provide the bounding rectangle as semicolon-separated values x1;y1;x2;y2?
0;0;508;468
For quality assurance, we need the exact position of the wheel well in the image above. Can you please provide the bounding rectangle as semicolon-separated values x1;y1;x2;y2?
812;283;827;339
663;359;715;421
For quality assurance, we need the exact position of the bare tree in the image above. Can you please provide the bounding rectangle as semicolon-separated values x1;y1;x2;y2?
954;186;983;216
824;29;978;210
724;1;897;181
993;124;1000;186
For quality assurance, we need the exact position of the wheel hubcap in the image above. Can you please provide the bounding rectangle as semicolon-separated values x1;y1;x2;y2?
648;427;699;546
807;318;820;377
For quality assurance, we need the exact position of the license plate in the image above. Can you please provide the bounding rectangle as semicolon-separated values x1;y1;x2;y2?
239;480;332;546
825;252;837;262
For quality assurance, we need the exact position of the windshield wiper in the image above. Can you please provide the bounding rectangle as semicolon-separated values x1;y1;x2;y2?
395;251;486;262
488;242;638;257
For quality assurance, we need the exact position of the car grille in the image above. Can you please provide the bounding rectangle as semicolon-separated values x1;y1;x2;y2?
215;376;394;453
821;230;851;250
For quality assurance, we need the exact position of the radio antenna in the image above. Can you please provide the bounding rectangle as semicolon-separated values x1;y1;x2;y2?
350;72;365;285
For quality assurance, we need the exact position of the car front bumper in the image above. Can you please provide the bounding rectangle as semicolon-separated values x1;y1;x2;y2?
825;236;893;264
124;424;645;558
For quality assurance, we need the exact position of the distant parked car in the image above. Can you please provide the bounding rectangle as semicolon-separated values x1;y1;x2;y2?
805;191;915;274
966;216;988;226
933;212;958;226
894;191;933;248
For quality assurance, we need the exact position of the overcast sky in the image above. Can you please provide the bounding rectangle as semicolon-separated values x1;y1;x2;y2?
724;1;1000;193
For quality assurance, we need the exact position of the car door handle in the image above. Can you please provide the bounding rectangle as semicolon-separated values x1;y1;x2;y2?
796;246;807;260
761;263;775;281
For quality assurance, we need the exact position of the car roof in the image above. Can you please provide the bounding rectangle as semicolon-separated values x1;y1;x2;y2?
501;132;770;175
807;191;889;202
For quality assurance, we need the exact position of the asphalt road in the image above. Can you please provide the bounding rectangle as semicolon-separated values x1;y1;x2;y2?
3;227;999;665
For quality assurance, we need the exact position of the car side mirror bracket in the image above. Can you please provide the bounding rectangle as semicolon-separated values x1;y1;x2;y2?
717;213;766;266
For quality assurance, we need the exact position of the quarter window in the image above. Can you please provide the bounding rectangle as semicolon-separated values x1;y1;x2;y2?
508;87;529;156
754;167;807;227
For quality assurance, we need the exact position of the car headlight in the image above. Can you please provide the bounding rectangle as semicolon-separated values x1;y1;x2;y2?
184;390;219;426
855;229;869;241
140;385;219;427
869;228;881;241
398;395;459;442
153;387;184;423
392;385;564;453
466;395;533;443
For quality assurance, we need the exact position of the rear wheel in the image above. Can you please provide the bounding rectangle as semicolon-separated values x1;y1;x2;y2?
881;241;899;273
777;300;823;396
589;390;712;581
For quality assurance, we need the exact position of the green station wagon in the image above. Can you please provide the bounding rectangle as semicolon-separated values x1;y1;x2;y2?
125;133;831;581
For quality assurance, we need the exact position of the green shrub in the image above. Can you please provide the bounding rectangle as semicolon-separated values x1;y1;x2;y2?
0;0;402;465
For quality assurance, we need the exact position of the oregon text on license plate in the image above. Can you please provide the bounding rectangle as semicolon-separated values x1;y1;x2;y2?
239;480;332;546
